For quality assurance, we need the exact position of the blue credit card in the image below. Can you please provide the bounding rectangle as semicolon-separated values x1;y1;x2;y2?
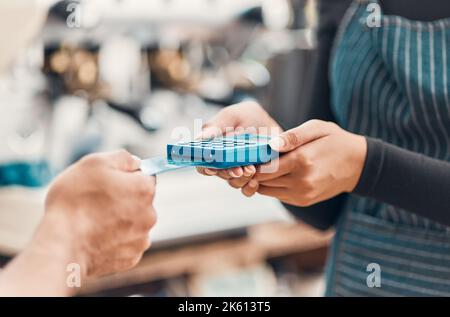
140;134;278;175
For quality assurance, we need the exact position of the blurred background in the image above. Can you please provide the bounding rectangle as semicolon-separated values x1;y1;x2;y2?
0;0;333;296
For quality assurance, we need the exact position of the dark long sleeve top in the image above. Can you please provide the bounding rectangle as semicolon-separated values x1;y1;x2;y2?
283;0;450;229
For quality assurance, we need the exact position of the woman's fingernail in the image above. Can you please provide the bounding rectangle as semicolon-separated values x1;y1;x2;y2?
197;127;218;140
243;166;253;177
194;132;204;140
204;168;217;175
229;169;243;178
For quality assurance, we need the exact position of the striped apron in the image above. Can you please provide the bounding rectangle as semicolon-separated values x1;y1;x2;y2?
326;0;450;296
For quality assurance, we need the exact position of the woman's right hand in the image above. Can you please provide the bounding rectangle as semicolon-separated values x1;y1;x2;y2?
196;101;282;196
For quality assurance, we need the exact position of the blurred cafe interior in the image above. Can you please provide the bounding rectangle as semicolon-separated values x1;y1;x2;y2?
0;0;333;296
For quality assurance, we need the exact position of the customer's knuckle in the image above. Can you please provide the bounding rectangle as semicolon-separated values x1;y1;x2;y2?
81;153;103;166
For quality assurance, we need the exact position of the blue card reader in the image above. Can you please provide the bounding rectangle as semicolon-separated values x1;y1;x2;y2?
140;134;278;175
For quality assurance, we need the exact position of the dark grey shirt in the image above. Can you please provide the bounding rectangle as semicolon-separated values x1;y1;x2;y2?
283;0;450;229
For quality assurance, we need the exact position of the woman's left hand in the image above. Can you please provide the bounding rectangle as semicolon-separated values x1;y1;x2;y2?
245;120;368;206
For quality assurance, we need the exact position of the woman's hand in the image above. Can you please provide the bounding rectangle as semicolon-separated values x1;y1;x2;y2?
196;101;282;192
243;120;367;206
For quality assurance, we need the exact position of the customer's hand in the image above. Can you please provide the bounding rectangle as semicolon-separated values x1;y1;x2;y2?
36;150;157;277
0;150;157;296
196;101;282;195
242;120;367;206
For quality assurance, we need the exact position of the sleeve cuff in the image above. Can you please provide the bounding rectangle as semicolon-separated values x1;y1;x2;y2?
352;137;386;196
